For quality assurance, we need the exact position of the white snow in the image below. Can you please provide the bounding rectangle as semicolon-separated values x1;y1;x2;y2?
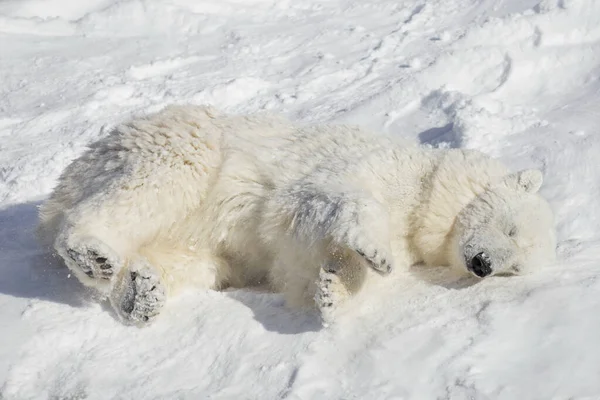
1;0;600;398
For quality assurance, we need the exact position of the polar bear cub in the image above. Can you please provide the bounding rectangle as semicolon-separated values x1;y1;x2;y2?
38;105;556;325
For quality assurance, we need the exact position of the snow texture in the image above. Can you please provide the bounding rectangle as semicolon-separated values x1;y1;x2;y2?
1;0;600;398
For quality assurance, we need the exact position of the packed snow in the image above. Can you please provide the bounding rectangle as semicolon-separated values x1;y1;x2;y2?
1;0;600;398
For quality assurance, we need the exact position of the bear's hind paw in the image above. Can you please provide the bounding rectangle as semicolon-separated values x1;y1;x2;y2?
114;266;166;326
66;244;118;280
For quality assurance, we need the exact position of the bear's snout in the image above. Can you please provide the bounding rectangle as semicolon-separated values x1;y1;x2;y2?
469;252;492;278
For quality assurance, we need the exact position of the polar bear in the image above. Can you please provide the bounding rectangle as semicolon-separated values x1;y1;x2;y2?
38;105;556;325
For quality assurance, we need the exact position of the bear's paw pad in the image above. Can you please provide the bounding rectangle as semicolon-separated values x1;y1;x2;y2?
315;268;350;325
66;247;116;280
119;269;166;325
354;247;393;275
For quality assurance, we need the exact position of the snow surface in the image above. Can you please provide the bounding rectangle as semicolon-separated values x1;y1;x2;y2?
1;0;600;398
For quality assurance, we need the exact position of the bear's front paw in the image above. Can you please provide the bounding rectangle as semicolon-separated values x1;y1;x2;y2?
337;228;393;275
355;247;393;275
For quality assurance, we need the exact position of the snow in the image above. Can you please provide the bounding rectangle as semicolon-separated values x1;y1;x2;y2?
1;0;600;398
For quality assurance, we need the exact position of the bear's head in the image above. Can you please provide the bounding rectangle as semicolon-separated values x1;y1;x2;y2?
449;169;557;278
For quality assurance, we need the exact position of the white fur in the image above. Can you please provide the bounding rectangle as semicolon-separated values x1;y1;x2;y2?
38;105;557;325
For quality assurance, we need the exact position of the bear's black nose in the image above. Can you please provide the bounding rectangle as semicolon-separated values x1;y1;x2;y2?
470;252;492;278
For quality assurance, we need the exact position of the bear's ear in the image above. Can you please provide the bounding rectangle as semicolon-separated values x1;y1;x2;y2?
501;169;543;193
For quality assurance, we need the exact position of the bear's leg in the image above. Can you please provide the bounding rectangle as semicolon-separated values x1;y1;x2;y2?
110;260;166;325
272;241;369;324
108;242;229;325
270;245;323;310
137;242;229;293
264;181;394;275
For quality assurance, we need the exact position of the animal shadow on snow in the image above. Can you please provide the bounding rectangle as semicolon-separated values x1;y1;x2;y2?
418;122;463;149
225;288;321;334
0;201;89;308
